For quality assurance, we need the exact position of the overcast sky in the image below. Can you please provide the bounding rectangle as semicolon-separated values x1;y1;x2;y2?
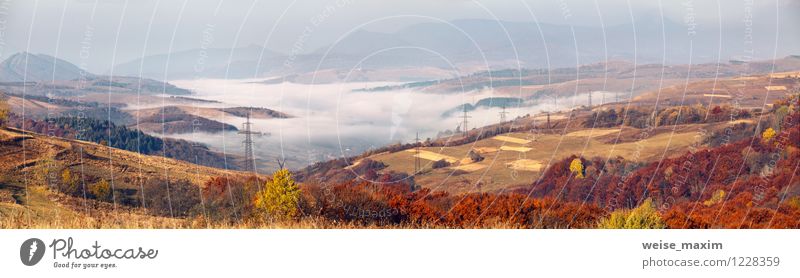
1;0;797;73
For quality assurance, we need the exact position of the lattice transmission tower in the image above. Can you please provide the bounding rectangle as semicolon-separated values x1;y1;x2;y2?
238;111;264;173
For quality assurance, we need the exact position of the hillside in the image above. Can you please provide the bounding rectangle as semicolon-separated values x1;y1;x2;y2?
132;106;238;134
300;72;800;194
0;126;257;203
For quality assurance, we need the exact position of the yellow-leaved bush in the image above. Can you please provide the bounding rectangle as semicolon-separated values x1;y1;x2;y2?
597;199;665;229
569;158;585;179
762;127;776;142
254;169;300;221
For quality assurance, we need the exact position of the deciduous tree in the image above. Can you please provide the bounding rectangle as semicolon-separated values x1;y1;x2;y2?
255;169;301;221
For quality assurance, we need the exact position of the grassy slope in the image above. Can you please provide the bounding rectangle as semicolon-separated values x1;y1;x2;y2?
0;127;255;188
0;126;265;228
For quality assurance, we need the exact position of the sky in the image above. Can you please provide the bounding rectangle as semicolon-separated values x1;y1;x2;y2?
0;0;797;73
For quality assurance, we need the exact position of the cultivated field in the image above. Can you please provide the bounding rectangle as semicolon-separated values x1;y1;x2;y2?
366;125;704;193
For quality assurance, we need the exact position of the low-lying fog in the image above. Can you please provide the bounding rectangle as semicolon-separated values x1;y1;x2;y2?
168;79;615;171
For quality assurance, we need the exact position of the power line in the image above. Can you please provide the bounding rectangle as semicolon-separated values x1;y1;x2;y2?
588;91;592;108
499;105;509;122
460;105;471;137
238;111;264;173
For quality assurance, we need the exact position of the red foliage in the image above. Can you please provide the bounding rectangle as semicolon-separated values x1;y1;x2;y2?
662;192;800;228
300;179;604;228
203;176;230;198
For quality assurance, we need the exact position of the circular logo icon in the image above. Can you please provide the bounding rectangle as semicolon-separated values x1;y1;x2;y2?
20;238;46;266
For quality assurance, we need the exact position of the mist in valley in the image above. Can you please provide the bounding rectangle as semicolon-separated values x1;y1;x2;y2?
165;79;619;171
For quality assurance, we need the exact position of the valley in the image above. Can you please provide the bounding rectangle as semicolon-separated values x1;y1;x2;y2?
1;50;799;228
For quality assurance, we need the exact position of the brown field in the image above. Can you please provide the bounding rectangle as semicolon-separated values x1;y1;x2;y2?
632;74;798;108
452;163;487;172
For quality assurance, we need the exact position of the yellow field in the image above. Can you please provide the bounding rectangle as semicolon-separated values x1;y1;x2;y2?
565;129;621;138
499;146;533;152
765;86;787;91
506;159;544;171
405;149;458;163
769;71;800;78
473;147;498;154
492;135;531;144
703;94;732;98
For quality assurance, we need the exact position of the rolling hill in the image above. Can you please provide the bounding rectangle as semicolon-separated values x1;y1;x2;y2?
299;72;800;194
0;125;261;227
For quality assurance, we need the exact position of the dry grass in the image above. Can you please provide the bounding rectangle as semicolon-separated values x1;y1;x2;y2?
451;163;487;172
492;135;531;145
0;185;424;229
533;114;567;121
0;127;259;195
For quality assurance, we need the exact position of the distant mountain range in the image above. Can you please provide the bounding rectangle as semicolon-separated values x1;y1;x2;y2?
0;52;93;82
110;45;284;81
0;52;191;96
111;18;799;81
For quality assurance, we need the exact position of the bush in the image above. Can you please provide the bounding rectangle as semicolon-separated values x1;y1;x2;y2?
60;169;80;196
468;150;484;162
143;178;201;217
598;199;665;229
569;158;585;179
431;159;450;169
89;179;111;201
201;176;260;222
255;169;300;221
762;127;776;142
